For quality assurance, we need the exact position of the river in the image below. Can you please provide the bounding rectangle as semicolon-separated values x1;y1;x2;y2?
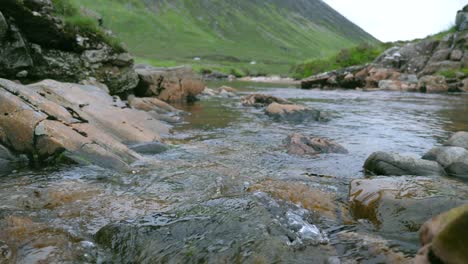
0;82;467;263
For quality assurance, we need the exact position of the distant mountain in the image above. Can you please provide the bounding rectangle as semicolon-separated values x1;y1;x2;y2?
71;0;379;74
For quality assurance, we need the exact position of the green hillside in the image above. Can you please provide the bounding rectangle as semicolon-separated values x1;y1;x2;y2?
70;0;378;75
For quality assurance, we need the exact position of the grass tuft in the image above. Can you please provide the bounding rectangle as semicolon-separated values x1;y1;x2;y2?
51;0;125;52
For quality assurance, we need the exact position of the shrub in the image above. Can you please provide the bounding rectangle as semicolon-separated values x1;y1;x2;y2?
51;0;125;52
291;43;387;79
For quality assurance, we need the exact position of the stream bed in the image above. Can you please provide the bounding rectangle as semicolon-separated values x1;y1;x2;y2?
1;82;468;263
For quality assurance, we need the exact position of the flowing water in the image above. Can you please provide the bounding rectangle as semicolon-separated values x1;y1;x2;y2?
0;82;467;263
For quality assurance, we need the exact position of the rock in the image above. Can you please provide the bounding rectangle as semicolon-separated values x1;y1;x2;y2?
134;65;205;102
418;75;449;93
450;49;464;61
301;72;332;89
129;142;169;155
444;131;468;150
0;144;16;174
96;197;334;263
128;96;180;114
0;1;139;94
349;176;468;235
422;146;468;179
378;80;418;91
0;78;170;171
421;61;462;76
365;67;400;88
0;11;7;39
363;151;446;176
79;77;110;93
241;94;291;107
416;205;468;264
218;86;238;93
265;103;321;122
456;7;468;31
285;133;348;155
463;78;468;92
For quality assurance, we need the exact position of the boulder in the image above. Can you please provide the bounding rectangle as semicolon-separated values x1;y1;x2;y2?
365;67;400;88
285;133;348;155
218;86;238;93
416;205;468;264
456;7;468;31
349;176;468;236
378;80;418;91
444;131;468;150
423;146;468;179
0;78;170;171
420;61;462;76
450;49;464;61
363;151;446;176
265;103;321;122
241;94;291;107
129;142;169;155
418;75;449;93
0;1;139;94
134;65;205;102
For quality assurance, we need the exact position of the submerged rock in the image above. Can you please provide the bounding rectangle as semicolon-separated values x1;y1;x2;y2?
241;93;291;107
423;146;468;179
416;204;468;264
285;133;348;156
349;176;468;236
265;103;321;122
134;65;205;102
96;197;335;263
363;151;446;176
0;78;171;171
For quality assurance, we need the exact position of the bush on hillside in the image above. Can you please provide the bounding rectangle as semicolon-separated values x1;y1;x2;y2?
291;43;388;79
51;0;125;52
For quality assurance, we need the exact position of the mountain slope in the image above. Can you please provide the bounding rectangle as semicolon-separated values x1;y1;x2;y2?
71;0;378;74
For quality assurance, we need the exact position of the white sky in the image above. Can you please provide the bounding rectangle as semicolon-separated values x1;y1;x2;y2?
323;0;467;42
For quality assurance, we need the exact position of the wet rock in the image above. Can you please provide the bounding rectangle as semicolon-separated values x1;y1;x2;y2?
129;142;169;155
0;78;171;171
241;93;291;107
422;146;468;179
349;176;468;236
0;240;12;263
265;103;321;122
218;85;238;93
134;65;205;102
96;197;335;263
285;133;348;156
444;131;468;150
416;204;468;264
363;151;446;176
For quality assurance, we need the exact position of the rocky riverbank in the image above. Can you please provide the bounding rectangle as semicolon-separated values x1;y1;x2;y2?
301;5;468;93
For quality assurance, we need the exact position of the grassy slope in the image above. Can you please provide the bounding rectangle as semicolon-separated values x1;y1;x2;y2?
71;0;378;75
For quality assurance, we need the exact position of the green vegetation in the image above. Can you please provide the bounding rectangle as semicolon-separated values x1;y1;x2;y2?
436;68;468;78
291;43;389;79
51;0;124;52
67;0;377;75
